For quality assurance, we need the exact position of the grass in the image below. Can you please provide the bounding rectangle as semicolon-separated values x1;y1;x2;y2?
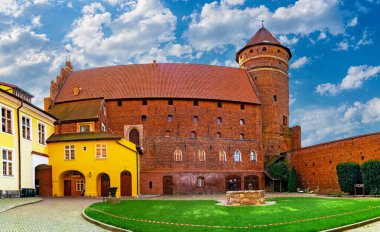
84;197;380;232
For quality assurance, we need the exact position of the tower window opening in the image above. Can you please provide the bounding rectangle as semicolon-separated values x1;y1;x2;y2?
117;100;122;107
249;49;253;53
217;117;222;124
168;115;173;122
277;49;281;53
240;133;244;140
194;100;198;106
142;115;147;121
142;100;147;105
217;102;222;108
168;99;173;105
273;95;277;102
215;132;221;138
262;47;267;51
240;104;245;110
240;119;245;126
193;116;198;123
191;131;196;138
283;116;288;126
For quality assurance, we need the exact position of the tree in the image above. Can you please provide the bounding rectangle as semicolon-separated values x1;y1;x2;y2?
361;160;380;195
336;162;362;194
269;161;289;192
288;166;298;192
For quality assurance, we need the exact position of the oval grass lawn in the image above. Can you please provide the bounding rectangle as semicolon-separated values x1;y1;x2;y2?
84;197;380;232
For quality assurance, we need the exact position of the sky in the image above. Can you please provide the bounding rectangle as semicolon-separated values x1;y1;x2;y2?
0;0;379;147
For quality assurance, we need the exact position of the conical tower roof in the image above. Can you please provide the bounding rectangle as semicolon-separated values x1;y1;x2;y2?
236;26;292;62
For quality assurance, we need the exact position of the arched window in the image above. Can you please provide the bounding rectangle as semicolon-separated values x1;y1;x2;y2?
198;149;206;161
141;115;147;121
240;133;244;140
215;132;221;139
196;177;205;188
240;119;245;126
219;150;226;162
174;148;182;162
234;150;241;162
262;47;267;51
191;131;196;138
165;130;170;137
129;129;139;145
250;151;257;162
193;116;198;123
217;117;222;124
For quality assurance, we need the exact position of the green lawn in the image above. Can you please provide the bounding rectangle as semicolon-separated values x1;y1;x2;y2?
84;197;380;232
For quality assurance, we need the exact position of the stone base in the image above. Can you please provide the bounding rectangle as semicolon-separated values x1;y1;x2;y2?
226;190;265;206
104;197;121;204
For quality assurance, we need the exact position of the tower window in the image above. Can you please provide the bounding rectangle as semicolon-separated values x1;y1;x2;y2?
142;100;147;105
117;100;122;107
249;49;253;53
149;181;153;189
165;130;170;137
262;47;267;51
240;104;245;110
283;116;288;126
215;132;221;138
250;151;257;162
194;100;198;106
240;119;245;126
217;117;222;124
142;115;147;121
240;133;244;140
234;150;242;162
196;177;205;188
273;95;277;102
193;116;198;123
191;131;196;138
168;115;173;122
198;149;206;161
174;148;182;161
217;102;222;108
277;49;281;53
168;99;173;105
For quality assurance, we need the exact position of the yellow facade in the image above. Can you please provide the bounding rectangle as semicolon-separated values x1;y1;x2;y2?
48;138;139;197
0;90;55;191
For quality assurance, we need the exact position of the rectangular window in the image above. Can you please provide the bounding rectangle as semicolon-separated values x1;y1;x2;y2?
80;125;90;132
96;144;107;159
1;107;12;134
142;100;147;105
38;123;46;144
22;116;31;140
76;180;85;191
168;99;173;105
64;145;75;160
194;100;198;106
2;149;13;176
283;116;288;126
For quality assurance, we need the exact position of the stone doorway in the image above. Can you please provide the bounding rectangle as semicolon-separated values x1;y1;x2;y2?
163;176;173;195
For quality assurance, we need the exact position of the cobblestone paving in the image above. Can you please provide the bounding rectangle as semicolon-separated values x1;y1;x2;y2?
0;197;41;213
0;198;107;232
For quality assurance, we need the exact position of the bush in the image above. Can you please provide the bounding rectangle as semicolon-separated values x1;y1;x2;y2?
288;166;298;192
269;161;289;181
336;162;362;194
361;160;380;195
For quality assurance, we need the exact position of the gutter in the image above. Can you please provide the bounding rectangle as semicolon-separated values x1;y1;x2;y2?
16;100;23;190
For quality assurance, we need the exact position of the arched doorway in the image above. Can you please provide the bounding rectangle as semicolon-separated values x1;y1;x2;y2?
163;176;173;195
244;175;259;190
59;170;85;197
225;175;242;191
120;171;132;196
98;173;110;197
129;129;140;145
35;164;52;196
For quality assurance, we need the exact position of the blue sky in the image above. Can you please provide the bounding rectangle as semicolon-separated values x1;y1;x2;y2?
0;0;379;147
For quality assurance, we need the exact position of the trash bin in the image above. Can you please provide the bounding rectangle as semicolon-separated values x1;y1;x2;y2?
108;187;117;197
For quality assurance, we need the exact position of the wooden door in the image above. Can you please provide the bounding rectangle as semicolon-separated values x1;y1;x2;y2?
129;129;140;145
101;175;110;197
64;180;71;196
244;175;259;190
120;171;132;196
163;176;173;195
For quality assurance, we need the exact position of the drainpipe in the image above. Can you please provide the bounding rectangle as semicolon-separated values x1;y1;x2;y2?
17;100;24;191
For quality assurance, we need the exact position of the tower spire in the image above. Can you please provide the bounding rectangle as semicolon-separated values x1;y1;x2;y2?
261;19;264;28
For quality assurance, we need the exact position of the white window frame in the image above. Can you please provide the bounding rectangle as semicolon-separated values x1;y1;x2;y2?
250;151;257;162
196;176;205;188
2;148;14;177
38;122;46;145
198;149;206;161
64;145;75;160
96;144;107;159
79;124;90;132
219;150;226;162
1;106;13;135
76;180;85;191
234;150;242;162
174;148;182;162
21;115;32;140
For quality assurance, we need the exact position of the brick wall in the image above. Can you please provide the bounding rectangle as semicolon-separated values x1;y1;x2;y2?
289;132;380;193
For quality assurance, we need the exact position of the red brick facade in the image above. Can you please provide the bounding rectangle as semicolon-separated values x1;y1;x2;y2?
289;132;380;193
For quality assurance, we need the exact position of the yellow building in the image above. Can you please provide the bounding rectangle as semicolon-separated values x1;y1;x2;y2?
0;83;55;194
47;132;140;197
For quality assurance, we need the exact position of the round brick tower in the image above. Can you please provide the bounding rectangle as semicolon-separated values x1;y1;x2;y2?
236;26;292;162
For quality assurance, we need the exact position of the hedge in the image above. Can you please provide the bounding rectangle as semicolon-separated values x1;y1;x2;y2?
361;160;380;195
288;166;298;192
336;162;362;194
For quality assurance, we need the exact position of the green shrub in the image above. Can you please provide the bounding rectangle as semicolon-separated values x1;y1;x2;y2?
336;162;362;194
288;166;298;192
269;161;289;181
361;160;380;195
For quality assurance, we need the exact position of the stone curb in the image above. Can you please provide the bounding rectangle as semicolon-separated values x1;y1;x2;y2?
82;209;132;232
321;216;380;232
0;198;42;213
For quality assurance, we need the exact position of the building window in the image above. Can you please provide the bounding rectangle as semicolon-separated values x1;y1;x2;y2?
22;116;31;140
234;150;242;162
196;177;205;188
240;119;245;126
101;123;106;132
262;47;267;51
64;145;75;160
38;123;46;145
250;151;257;162
96;144;107;159
193;116;198;123
240;133;244;140
198;149;206;161
215;132;221;138
1;107;12;134
217;102;222;108
2;149;13;176
273;95;277;102
240;104;245;110
217;117;222;124
142;115;147;121
117;100;122;107
194;100;198;106
168;99;173;105
165;130;170;137
219;150;226;162
168;115;173;122
76;180;85;191
80;125;90;132
174;148;182;161
191;131;196;138
142;100;147;105
283;116;288;126
149;181;153;189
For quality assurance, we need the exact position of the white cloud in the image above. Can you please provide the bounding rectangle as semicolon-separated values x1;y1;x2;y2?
167;44;193;58
334;40;349;51
290;56;309;69
278;35;299;46
183;0;344;52
31;15;42;27
348;17;358;27
222;0;245;6
67;2;73;8
318;32;327;40
354;29;373;49
316;65;380;96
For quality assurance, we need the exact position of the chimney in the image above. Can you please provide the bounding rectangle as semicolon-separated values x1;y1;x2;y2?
73;86;80;96
153;59;157;67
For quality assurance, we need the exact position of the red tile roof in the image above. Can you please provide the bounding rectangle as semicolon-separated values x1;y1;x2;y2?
49;99;103;122
54;63;260;104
